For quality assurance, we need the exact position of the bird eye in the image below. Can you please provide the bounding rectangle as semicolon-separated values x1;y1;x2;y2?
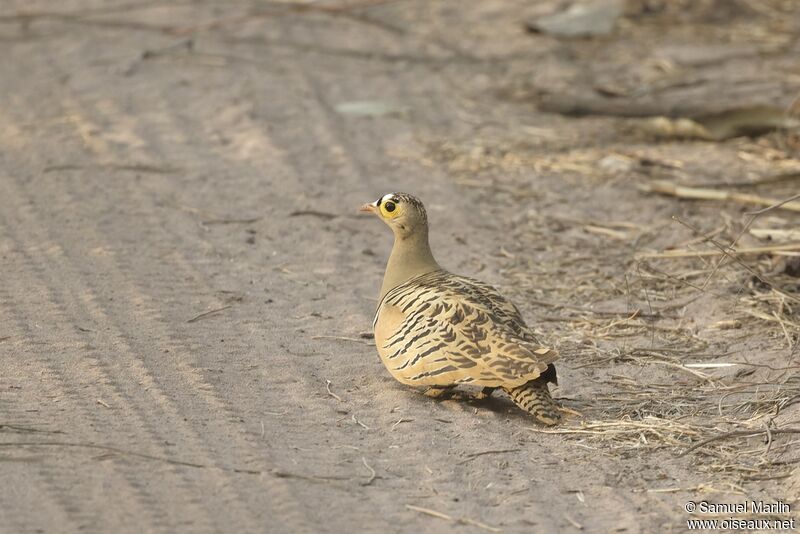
384;201;395;212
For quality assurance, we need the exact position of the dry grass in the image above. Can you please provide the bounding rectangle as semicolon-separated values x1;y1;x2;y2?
536;215;800;488
424;134;800;494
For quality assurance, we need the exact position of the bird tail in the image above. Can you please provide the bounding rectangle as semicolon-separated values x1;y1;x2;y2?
504;377;560;426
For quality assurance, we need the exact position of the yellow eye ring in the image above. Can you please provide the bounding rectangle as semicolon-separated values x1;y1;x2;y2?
380;200;401;218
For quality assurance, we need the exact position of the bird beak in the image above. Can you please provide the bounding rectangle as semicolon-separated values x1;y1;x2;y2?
359;201;378;214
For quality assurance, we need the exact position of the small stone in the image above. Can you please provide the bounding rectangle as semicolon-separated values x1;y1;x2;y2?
527;0;624;38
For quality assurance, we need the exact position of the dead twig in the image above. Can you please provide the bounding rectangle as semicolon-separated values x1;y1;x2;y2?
745;192;800;215
404;504;501;532
391;418;413;430
691;171;800;189
528;298;663;318
564;514;583;530
637;243;800;259
187;305;232;323
672;216;800;304
640;181;800;213
458;448;521;465
352;414;370;430
361;457;376;486
325;380;343;402
750;228;800;241
680;428;800;457
406;504;452;521
762;423;774;460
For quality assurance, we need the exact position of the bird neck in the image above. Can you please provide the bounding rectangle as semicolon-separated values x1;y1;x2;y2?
379;229;441;301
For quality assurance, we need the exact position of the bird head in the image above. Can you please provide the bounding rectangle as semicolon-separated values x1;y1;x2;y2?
359;192;428;238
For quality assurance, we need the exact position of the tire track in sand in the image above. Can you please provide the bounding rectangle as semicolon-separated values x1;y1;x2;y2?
0;302;85;534
0;182;221;533
2;100;311;531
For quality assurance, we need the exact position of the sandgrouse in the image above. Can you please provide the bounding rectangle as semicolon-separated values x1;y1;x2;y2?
360;192;561;425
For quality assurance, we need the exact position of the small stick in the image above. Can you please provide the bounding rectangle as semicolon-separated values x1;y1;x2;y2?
187;305;232;323
391;418;413;430
640;181;800;213
637;243;800;259
405;504;453;521
558;406;583;417
96;399;111;409
680;428;800;457
701;195;766;290
352;414;370;430
461;518;502;532
647;361;716;383
673;216;800;304
750;228;800;241
763;426;774;457
458;448;521;464
745;192;800;215
528;298;662;318
564;514;583;530
583;225;630;240
361;457;376;486
683;172;800;190
404;505;502;532
325;380;343;402
647;487;695;493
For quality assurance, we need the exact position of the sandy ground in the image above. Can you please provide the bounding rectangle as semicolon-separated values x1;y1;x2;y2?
2;1;800;533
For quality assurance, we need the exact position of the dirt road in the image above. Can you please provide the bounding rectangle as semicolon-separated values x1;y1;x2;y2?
2;1;799;533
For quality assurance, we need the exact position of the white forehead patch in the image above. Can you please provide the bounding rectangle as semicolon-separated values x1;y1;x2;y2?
380;193;395;204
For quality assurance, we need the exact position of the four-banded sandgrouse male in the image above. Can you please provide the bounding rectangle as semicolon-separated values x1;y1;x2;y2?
360;192;561;425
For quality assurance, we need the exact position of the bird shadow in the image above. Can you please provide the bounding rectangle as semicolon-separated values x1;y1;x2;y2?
423;388;531;420
420;387;574;425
